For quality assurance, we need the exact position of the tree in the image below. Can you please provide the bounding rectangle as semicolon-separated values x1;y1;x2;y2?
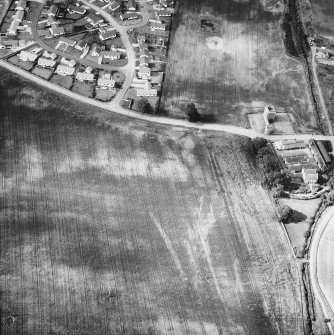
279;205;293;223
252;138;268;155
137;98;154;114
186;103;201;122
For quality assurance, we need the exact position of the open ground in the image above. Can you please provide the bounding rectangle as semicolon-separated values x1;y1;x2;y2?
0;68;307;334
160;0;317;132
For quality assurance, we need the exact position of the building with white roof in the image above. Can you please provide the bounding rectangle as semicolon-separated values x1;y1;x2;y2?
56;65;75;76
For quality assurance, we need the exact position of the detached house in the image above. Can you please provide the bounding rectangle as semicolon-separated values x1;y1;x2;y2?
15;0;27;11
19;50;38;62
50;25;65;36
151;22;166;31
109;1;121;11
56;65;75;76
97;78;115;87
85;14;103;26
99;29;117;41
137;88;157;97
76;72;95;82
138;67;151;79
48;5;58;16
75;39;88;51
103;51;121;60
120;13;138;21
67;4;86;15
155;10;171;17
127;0;136;10
38;57;56;68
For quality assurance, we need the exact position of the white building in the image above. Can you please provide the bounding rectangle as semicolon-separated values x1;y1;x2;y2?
56;65;75;76
137;89;157;97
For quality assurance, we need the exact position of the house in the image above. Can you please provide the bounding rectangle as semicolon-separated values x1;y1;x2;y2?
85;14;103;26
76;72;95;82
18;50;38;62
59;37;76;47
48;5;58;16
60;57;76;67
302;168;318;184
50;25;65;36
139;56;149;67
103;51;121;60
15;0;26;11
150;22;166;31
263;104;276;122
42;50;57;60
283;152;310;166
155;9;171;17
56;65;75;76
137;88;158;97
139;49;149;58
138;67;151;79
38;29;52;38
48;15;60;25
109;1;121;11
127;0;136;10
67;4;86;15
120;13;138;21
274;139;306;151
85;66;93;73
160;0;174;7
137;34;146;44
139;42;149;51
0;38;19;49
75;39;88;51
97;78;115;87
38;57;56;68
99;29;117;41
91;45;104;56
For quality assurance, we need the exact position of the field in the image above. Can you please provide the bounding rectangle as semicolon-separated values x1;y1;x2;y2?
309;0;334;42
0;68;309;335
160;0;317;132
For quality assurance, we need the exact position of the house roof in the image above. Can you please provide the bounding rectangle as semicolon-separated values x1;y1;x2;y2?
127;0;136;9
56;65;75;75
38;57;56;67
99;29;116;40
42;50;57;59
50;26;65;35
8;20;20;33
48;5;58;16
109;2;121;10
97;78;115;86
138;67;150;74
156;9;171;16
13;10;24;21
15;0;26;10
76;72;94;81
67;4;86;14
284;156;309;165
19;50;38;61
48;16;59;25
59;37;76;46
86;14;102;25
139;49;149;57
120;13;138;20
151;22;166;29
103;51;121;58
137;89;157;96
0;38;18;46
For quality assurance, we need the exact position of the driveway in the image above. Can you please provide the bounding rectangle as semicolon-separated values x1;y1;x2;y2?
309;206;334;334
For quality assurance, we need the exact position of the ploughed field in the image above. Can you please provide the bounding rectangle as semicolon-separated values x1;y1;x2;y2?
161;0;316;132
309;0;334;41
0;69;304;334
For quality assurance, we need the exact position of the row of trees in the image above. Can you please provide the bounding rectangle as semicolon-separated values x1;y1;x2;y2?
137;99;201;122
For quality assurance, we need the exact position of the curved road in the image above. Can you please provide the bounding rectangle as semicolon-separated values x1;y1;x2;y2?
309;206;334;335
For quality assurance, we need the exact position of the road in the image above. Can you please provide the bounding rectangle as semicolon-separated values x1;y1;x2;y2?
309;206;334;335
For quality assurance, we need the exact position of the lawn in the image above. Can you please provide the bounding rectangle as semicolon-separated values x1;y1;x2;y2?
160;0;317;132
7;56;35;71
0;68;308;335
50;74;73;89
72;81;95;98
32;66;53;80
95;87;116;101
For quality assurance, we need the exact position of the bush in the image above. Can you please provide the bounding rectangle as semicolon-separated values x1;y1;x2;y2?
280;205;293;222
185;103;201;122
137;98;154;114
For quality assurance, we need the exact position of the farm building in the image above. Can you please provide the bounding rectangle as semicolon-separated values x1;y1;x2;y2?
76;72;95;82
103;51;121;60
85;14;103;26
13;10;24;22
56;65;75;76
302;168;318;184
264;104;276;122
274;139;306;151
138;67;151;79
151;22;166;31
67;4;86;15
15;0;26;11
59;37;76;47
137;88;158;97
48;5;58;16
155;10;172;17
38;57;56;68
97;78;115;87
282;151;310;166
43;50;57;59
18;51;38;62
127;0;136;10
99;29;117;41
308;139;331;170
50;26;65;36
120;13;138;21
